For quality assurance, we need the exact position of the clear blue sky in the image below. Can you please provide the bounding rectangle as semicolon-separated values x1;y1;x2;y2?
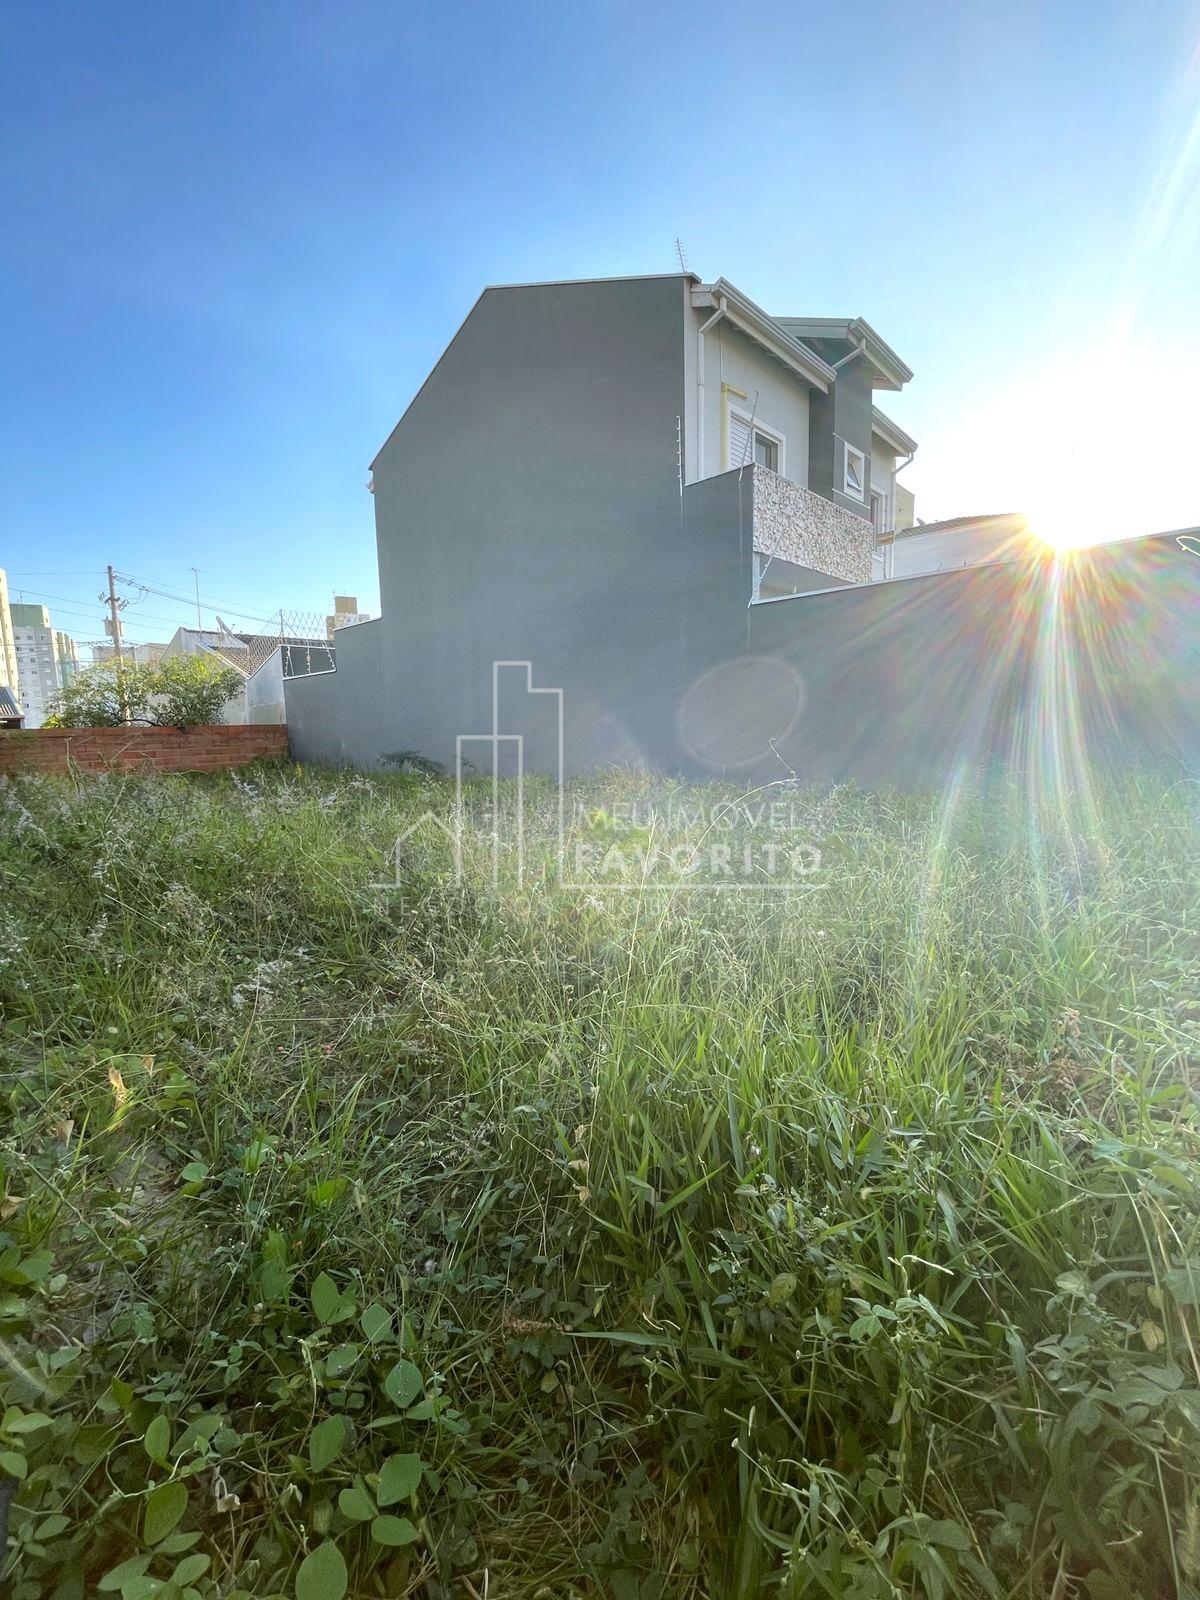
3;0;1197;647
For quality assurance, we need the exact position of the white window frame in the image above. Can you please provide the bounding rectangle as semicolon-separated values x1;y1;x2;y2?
843;441;867;501
727;404;786;477
870;487;889;539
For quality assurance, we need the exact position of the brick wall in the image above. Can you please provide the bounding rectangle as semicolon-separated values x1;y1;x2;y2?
0;724;288;775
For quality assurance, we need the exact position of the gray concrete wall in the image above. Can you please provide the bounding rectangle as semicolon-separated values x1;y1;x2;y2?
288;275;692;772
803;348;874;518
284;618;382;764
699;535;1200;785
286;275;1198;789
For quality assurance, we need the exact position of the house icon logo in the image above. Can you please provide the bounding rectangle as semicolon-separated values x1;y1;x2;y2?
369;810;461;890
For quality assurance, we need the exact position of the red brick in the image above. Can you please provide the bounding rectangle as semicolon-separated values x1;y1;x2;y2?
0;725;288;775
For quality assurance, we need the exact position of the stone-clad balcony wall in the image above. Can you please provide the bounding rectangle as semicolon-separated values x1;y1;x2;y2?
752;465;873;583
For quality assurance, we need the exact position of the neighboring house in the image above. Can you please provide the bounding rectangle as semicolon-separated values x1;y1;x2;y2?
0;686;22;729
92;640;168;666
285;271;926;772
10;603;80;728
162;623;337;724
880;512;1030;579
868;407;918;538
163;624;335;675
893;481;916;535
245;643;335;725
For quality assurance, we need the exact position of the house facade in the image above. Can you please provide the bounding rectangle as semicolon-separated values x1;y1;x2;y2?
681;283;917;596
286;272;924;772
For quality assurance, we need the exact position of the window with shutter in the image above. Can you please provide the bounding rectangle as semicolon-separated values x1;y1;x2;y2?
728;411;753;471
727;408;784;474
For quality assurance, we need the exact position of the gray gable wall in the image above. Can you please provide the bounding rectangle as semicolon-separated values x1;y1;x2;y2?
289;275;694;771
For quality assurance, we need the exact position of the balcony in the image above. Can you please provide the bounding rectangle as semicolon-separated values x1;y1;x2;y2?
750;466;874;587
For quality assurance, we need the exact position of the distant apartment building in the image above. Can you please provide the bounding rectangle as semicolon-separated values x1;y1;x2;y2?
10;603;81;727
326;594;371;639
0;569;19;705
55;631;80;687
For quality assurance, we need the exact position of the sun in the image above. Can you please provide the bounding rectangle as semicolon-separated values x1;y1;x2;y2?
1027;513;1099;552
1022;465;1149;554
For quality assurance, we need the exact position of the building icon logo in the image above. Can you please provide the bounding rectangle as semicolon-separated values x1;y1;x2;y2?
375;660;820;896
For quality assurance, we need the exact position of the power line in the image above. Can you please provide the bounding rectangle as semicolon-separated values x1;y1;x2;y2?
6;586;195;633
118;571;325;629
118;569;300;616
12;572;344;647
15;579;288;637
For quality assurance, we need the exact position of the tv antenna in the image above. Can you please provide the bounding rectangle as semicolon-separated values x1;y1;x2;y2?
675;237;689;273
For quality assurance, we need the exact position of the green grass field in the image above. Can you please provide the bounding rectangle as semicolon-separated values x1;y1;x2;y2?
1;763;1197;1600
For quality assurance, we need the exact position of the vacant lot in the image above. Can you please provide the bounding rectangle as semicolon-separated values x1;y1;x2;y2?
1;764;1197;1599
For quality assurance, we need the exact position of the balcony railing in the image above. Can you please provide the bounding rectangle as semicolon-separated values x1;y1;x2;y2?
750;466;874;585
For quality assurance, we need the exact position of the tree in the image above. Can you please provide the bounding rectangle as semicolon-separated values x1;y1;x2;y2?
43;661;145;727
44;655;244;729
146;655;244;727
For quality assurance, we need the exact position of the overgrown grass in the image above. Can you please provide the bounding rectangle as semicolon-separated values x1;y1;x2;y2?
1;763;1198;1600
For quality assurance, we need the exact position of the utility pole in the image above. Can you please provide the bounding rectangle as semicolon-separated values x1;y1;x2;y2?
103;565;130;723
104;566;124;665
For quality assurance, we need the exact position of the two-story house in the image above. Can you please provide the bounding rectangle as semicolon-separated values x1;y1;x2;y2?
682;286;917;597
286;271;919;772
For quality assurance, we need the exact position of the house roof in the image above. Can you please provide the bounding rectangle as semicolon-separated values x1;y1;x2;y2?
691;280;837;392
0;686;22;720
482;279;909;399
893;512;1028;542
373;272;914;466
773;316;913;391
871;407;917;457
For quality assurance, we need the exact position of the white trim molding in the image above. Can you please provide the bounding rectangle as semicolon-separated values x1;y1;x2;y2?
871;405;918;457
692;280;835;392
842;439;867;502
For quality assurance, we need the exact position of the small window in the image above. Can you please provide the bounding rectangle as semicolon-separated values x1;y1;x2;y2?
844;444;866;500
753;431;779;472
728;407;784;474
870;489;888;538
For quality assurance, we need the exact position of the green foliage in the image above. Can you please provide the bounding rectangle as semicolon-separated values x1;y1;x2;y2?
44;654;242;728
0;764;1197;1597
294;1541;347;1600
143;653;244;727
41;659;147;726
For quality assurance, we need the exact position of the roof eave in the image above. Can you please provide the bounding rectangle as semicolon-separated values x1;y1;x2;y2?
850;320;912;390
693;280;836;392
871;406;918;457
775;315;912;390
